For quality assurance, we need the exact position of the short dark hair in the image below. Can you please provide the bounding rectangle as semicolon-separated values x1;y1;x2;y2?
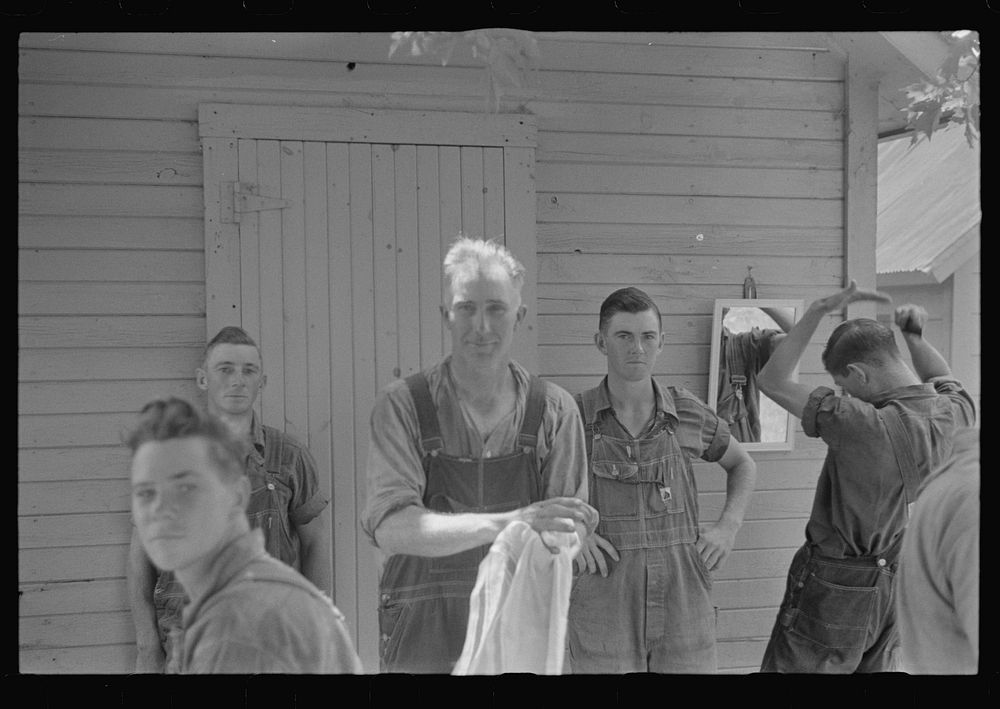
598;287;662;334
125;397;245;483
204;326;261;365
821;318;901;376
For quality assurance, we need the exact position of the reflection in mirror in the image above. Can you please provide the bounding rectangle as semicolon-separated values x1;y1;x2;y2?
707;299;802;451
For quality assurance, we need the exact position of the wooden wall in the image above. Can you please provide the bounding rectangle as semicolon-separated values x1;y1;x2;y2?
19;31;847;673
880;255;981;417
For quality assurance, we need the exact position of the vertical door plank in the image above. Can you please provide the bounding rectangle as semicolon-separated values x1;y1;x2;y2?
202;137;240;336
503;147;539;373
303;141;334;595
237;139;263;422
416;145;444;369
327;142;358;647
256;140;286;429
483;147;505;242
279;141;309;440
460;146;485;238
371;144;399;392
394;145;421;379
348;142;379;672
438;146;462;355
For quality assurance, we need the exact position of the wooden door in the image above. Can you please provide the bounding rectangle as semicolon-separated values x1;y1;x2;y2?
200;105;536;670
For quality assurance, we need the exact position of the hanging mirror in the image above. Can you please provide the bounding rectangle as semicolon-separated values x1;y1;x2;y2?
707;299;803;451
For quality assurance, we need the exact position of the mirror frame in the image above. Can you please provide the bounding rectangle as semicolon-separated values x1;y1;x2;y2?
707;298;803;452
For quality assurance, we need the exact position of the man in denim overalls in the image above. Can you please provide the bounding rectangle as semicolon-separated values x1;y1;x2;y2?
567;287;757;673
127;327;330;673
362;237;598;673
757;284;975;672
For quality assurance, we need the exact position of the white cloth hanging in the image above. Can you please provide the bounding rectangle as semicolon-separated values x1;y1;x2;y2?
452;520;581;675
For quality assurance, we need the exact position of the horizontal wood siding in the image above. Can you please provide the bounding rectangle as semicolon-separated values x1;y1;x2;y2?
19;32;846;673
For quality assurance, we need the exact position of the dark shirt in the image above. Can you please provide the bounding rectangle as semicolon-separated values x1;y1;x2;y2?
801;377;975;558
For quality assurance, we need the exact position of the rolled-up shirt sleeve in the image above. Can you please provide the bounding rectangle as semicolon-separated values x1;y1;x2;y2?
670;386;731;463
802;386;883;451
802;385;838;441
288;443;328;528
360;383;427;546
535;384;589;501
700;415;731;463
928;376;977;426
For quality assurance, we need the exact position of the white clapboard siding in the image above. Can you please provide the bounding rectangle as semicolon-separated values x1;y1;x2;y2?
19;32;849;673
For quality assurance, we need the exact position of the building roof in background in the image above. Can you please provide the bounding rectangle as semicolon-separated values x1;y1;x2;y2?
876;126;980;280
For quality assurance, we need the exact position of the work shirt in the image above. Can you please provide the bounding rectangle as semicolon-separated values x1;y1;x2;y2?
361;356;588;544
802;377;975;558
897;427;979;674
177;528;362;674
567;377;731;673
245;415;328;568
586;377;731;472
153;414;328;671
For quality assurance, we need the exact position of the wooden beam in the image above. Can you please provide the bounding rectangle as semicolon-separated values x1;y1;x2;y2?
844;53;880;320
199;104;537;148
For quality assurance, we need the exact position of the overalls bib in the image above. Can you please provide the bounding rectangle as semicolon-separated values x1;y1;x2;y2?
377;372;547;673
155;428;295;673
567;386;717;673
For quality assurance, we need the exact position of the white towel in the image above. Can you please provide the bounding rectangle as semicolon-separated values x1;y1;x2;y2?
452;520;580;675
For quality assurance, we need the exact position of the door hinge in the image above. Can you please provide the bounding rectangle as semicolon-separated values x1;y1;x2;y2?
221;181;292;223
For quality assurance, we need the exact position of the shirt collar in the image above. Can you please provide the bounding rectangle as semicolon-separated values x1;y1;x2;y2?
182;527;267;626
594;377;680;427
869;382;938;407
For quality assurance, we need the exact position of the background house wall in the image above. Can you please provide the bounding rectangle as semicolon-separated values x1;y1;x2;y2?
878;255;981;415
20;31;850;673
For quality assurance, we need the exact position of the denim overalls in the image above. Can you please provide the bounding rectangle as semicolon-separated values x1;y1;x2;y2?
567;385;717;673
376;372;547;673
155;426;298;672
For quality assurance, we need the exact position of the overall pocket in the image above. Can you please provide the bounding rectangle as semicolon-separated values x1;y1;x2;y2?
789;572;877;650
248;472;295;564
589;460;640;520
378;597;413;667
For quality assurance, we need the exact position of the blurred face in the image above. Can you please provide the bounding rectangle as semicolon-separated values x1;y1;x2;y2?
596;309;665;383
131;437;246;573
196;344;265;417
443;266;526;368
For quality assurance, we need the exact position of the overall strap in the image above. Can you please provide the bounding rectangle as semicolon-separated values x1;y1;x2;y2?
879;405;924;508
516;375;547;451
404;372;444;453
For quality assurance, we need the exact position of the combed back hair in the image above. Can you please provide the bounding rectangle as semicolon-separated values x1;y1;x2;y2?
204;325;260;365
598;287;663;334
821;318;901;376
443;236;525;296
125;397;246;484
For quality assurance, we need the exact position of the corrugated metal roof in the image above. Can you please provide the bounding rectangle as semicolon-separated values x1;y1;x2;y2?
876;125;980;278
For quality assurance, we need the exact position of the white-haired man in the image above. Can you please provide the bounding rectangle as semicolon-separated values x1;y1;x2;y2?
362;237;598;673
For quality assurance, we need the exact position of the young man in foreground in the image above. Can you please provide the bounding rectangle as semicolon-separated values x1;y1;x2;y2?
128;397;361;673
